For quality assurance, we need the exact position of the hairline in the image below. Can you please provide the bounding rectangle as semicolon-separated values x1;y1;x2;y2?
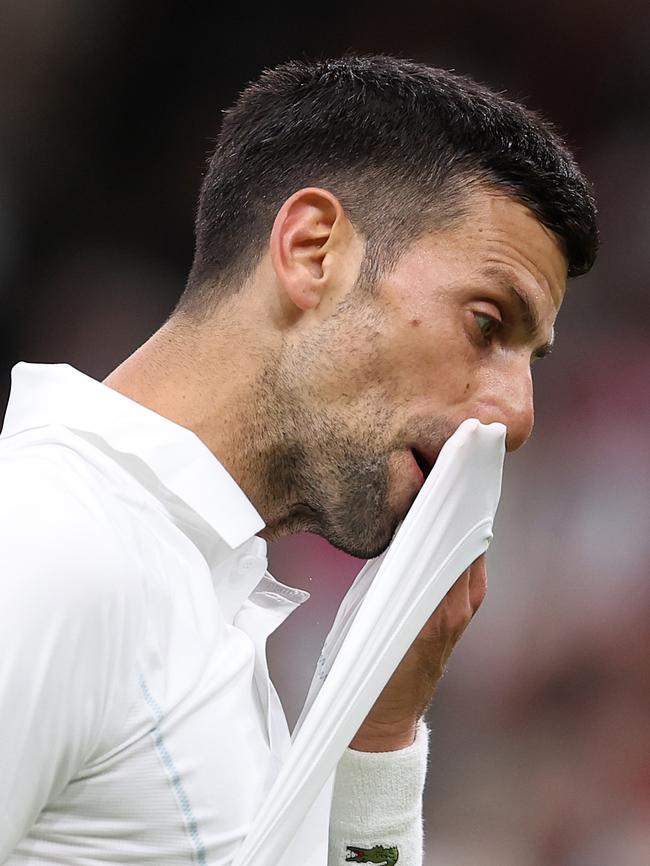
179;176;568;317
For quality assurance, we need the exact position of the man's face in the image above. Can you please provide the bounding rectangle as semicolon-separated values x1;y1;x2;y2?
264;190;567;558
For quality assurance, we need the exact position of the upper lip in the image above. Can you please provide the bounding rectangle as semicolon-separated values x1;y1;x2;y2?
411;446;440;478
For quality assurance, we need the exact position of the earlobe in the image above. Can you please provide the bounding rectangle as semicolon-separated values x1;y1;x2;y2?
269;187;346;312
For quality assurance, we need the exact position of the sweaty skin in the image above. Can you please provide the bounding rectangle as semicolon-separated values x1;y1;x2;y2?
105;184;568;750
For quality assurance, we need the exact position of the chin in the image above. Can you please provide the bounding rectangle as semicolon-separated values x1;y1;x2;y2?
310;457;409;559
318;511;400;561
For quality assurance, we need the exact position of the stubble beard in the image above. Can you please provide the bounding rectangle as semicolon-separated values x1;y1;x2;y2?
243;314;454;559
258;401;398;559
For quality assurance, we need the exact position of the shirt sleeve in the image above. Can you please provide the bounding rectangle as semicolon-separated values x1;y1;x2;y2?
328;721;429;866
0;454;143;858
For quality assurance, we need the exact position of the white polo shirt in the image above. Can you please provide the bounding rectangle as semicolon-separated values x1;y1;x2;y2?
0;362;313;864
0;363;427;866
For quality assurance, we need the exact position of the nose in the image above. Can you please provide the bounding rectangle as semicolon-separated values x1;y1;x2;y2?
477;360;535;453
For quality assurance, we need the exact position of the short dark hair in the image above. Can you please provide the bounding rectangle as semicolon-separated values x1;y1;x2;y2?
179;55;598;315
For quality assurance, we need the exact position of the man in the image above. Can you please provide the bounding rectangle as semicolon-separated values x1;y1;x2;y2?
0;56;597;864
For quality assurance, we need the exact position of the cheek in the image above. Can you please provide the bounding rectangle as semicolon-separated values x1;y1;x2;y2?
384;323;475;407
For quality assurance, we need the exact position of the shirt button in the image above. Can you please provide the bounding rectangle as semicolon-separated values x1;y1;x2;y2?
237;555;266;576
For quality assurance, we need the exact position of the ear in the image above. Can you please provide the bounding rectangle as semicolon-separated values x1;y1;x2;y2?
269;187;357;312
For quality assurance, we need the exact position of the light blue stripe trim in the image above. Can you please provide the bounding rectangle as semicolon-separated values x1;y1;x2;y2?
138;672;207;865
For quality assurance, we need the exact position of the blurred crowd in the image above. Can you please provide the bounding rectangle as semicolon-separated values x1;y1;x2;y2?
1;2;648;864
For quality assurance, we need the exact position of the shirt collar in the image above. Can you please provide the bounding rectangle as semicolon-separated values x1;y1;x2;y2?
1;362;266;550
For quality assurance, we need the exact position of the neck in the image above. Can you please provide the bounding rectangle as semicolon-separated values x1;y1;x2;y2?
104;313;268;511
104;310;315;540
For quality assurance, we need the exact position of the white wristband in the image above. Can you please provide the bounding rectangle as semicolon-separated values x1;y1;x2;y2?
328;721;429;866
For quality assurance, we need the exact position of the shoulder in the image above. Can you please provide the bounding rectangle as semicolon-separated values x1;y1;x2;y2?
0;432;145;619
0;433;147;832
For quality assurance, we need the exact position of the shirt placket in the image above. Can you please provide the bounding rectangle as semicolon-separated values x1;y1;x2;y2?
234;577;308;793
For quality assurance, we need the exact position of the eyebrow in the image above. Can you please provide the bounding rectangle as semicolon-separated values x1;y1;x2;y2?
480;266;555;359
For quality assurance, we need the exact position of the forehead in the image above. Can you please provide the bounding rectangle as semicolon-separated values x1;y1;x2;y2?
380;189;568;334
392;189;568;314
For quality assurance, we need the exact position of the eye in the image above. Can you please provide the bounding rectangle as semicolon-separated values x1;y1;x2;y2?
473;311;502;344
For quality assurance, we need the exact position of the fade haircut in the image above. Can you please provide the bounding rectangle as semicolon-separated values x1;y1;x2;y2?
178;55;598;316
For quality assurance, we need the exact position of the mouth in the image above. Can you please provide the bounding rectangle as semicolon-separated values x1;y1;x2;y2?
409;446;439;485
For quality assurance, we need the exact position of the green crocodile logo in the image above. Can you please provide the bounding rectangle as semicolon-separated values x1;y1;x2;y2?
345;845;399;865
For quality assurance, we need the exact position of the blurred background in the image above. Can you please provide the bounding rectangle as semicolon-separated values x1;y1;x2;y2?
1;1;648;863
